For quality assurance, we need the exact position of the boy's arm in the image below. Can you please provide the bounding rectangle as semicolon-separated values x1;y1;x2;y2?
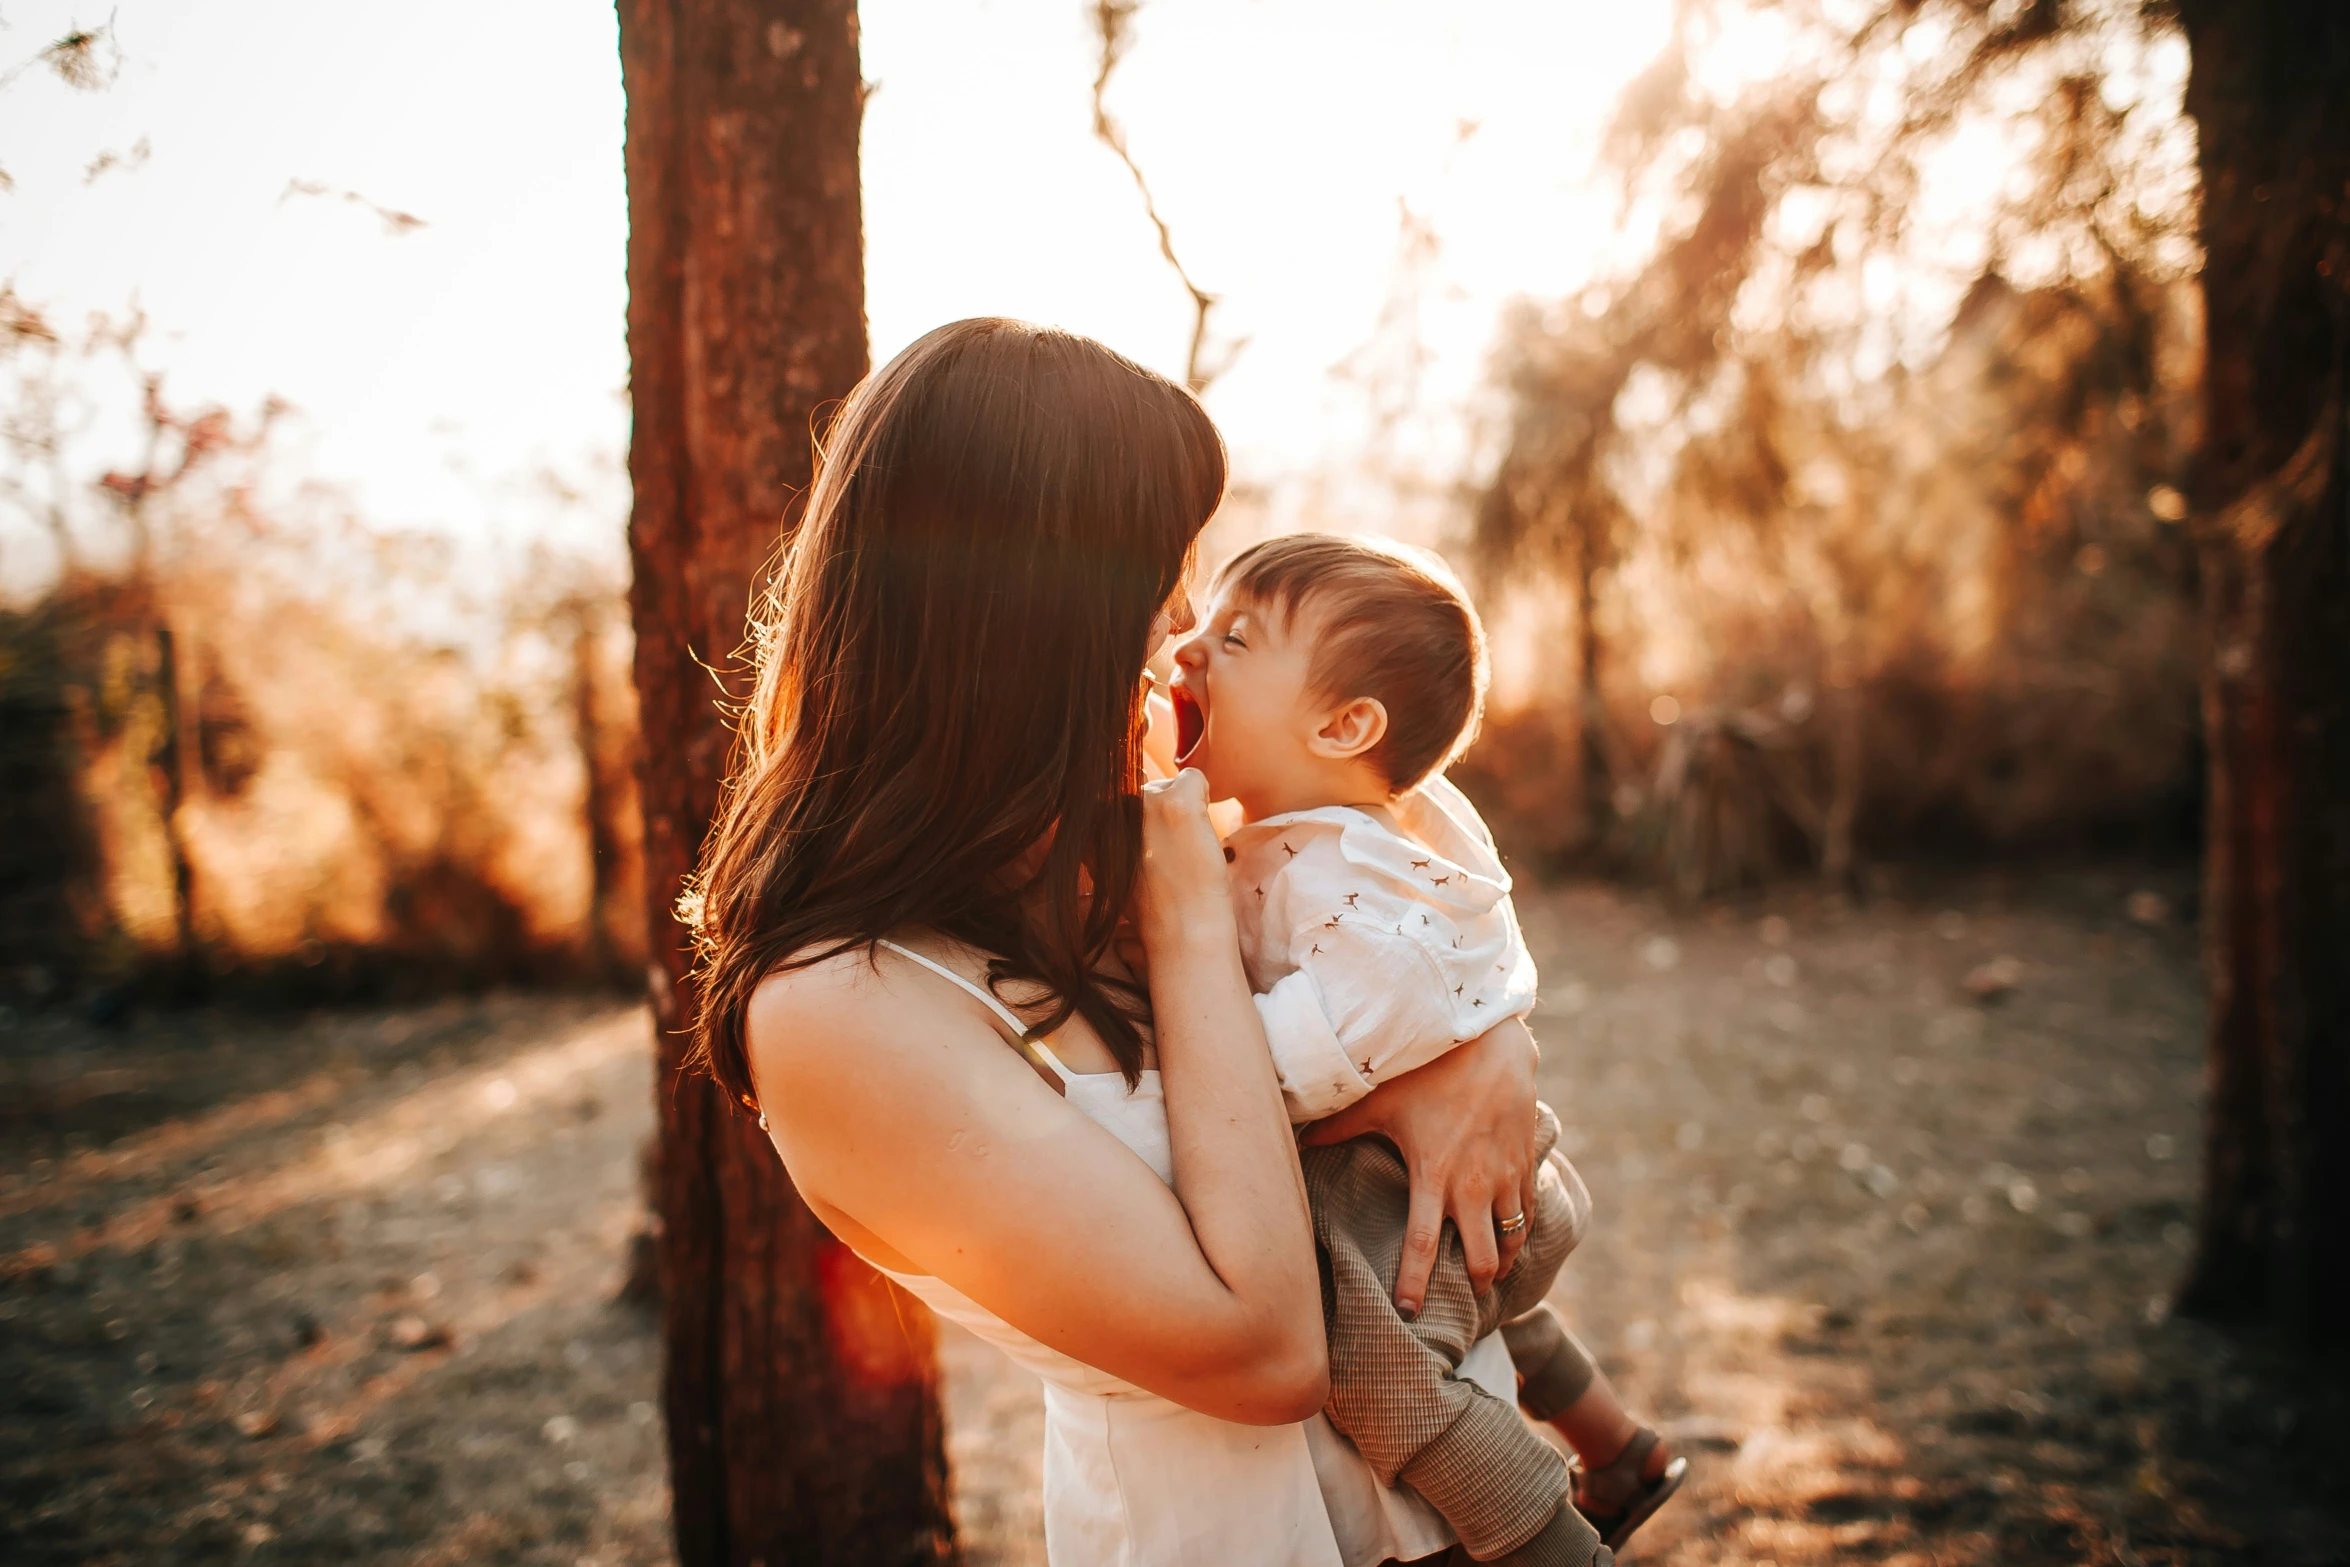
1305;1136;1606;1566
1258;919;1504;1123
1254;970;1373;1121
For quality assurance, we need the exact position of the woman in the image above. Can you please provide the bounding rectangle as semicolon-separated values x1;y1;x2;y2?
686;319;1542;1565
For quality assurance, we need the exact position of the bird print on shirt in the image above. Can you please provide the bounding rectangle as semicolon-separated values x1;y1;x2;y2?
1239;800;1533;1086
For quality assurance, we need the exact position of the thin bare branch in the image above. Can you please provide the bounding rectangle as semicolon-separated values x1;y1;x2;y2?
279;178;429;237
84;136;150;185
1089;1;1238;393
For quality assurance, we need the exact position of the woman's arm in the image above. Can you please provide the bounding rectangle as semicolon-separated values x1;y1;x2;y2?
1135;769;1327;1386
1298;1016;1542;1316
747;770;1326;1425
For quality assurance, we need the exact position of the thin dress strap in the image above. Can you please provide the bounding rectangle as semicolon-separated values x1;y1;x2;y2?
875;939;1069;1090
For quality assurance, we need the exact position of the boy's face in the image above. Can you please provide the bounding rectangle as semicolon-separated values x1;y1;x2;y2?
1168;584;1328;815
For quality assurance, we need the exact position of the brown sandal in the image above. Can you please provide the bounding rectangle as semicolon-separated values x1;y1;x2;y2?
1574;1427;1688;1554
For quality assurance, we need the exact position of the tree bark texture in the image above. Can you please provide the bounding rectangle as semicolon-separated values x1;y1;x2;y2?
2173;0;2350;1343
617;3;957;1560
569;599;636;982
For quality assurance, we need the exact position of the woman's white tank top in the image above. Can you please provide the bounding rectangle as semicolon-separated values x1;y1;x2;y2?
864;941;1506;1567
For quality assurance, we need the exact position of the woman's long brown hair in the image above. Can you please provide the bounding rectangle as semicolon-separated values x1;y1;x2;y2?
684;319;1225;1104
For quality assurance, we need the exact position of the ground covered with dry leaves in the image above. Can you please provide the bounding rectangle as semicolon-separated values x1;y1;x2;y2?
2;866;2343;1565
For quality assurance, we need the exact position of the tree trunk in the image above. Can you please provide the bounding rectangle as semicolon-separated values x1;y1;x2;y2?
1573;530;1612;848
2173;0;2350;1343
569;599;628;982
1818;674;1861;894
617;3;958;1560
151;616;200;989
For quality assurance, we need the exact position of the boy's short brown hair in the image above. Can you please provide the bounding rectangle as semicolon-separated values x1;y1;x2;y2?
1215;533;1488;793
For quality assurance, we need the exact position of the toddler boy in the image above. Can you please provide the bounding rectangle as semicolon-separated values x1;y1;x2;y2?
1169;534;1683;1567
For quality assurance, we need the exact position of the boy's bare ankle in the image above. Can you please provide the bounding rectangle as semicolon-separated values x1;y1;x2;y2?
1549;1395;1670;1479
1549;1400;1637;1466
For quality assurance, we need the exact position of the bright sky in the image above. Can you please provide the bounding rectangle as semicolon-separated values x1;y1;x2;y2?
0;0;1669;563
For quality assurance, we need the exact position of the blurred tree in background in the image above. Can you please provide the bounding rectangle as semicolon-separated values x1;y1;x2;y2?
2169;0;2347;1345
617;0;957;1562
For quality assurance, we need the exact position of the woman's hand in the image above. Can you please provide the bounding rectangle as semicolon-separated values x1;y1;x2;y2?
1134;769;1235;952
1298;1016;1542;1316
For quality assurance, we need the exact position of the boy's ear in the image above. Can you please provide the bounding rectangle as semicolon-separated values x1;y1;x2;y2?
1310;696;1389;765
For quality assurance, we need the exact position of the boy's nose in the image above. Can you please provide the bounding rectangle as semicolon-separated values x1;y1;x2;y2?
1172;632;1207;670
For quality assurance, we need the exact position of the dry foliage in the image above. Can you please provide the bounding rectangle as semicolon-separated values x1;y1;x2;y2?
1462;0;2203;894
0;298;641;1006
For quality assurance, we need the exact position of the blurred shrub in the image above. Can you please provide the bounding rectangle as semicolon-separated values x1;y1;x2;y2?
0;593;110;1000
0;564;644;1011
0;296;642;1008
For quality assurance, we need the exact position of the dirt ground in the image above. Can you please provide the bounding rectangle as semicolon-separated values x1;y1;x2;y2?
2;866;2344;1565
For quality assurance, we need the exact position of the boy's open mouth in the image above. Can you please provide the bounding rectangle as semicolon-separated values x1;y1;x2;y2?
1171;683;1205;763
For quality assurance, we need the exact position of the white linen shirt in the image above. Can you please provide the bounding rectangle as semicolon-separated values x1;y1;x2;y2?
1227;774;1539;1124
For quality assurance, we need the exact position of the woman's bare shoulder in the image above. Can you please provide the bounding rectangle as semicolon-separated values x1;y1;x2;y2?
744;941;1003;1102
745;945;896;1068
749;942;875;1017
